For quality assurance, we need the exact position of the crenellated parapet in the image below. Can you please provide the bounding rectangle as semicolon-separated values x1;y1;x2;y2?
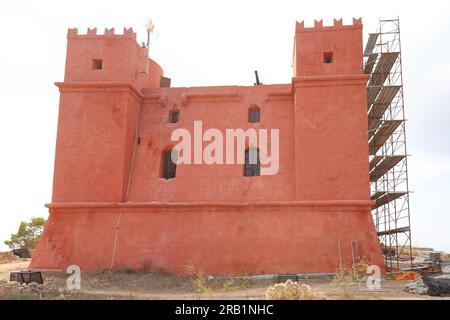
292;17;365;78
67;27;137;40
296;18;362;33
63;25;159;87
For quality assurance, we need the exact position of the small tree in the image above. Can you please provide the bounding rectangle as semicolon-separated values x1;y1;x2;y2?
4;217;47;249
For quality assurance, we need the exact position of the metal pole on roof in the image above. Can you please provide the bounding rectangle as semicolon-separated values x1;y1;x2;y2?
146;18;155;50
143;18;155;74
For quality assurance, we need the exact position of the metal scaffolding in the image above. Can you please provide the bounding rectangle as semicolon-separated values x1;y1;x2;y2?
364;18;412;272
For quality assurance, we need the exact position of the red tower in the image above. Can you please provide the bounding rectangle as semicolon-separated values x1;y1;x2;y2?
31;19;384;275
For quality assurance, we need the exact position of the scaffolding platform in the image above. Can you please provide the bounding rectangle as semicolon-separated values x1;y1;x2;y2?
368;86;401;118
368;52;400;86
364;33;379;56
377;226;410;237
364;53;378;74
367;86;382;109
369;156;383;171
369;120;402;155
373;192;407;210
370;155;405;182
371;191;386;201
368;119;382;140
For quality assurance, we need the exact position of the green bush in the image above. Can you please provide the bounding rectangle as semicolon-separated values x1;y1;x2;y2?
4;217;46;249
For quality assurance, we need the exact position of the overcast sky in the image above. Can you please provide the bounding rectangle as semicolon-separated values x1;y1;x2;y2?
0;0;449;252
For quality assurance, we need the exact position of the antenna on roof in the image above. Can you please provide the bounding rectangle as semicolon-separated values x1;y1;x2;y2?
254;70;262;86
140;18;157;75
145;18;155;50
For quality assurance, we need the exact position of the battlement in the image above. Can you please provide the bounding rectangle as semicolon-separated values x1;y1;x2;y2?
293;18;364;77
67;27;137;41
296;18;362;33
63;26;156;86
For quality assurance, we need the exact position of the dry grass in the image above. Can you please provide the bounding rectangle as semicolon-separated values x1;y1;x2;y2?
332;257;370;298
185;265;213;299
333;257;370;282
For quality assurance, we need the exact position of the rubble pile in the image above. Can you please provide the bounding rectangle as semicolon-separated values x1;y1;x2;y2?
0;252;21;264
442;265;450;274
422;274;450;297
396;250;450;274
405;279;428;295
405;274;450;297
0;279;66;299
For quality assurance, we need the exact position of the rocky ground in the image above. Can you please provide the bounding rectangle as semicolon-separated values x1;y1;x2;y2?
0;252;21;264
0;265;449;300
1;250;449;300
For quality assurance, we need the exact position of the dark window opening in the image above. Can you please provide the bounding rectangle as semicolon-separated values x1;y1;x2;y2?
248;107;260;123
92;59;103;70
244;148;260;177
169;110;180;123
162;149;177;179
160;76;171;88
324;52;333;64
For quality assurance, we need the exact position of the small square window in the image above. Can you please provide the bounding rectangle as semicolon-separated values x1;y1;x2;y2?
92;59;103;70
324;52;333;64
169;110;180;123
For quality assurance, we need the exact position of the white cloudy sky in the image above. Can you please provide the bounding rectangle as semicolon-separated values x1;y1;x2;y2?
0;0;449;252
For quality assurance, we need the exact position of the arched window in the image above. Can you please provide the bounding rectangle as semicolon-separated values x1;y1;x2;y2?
244;148;260;177
248;106;260;123
162;149;177;179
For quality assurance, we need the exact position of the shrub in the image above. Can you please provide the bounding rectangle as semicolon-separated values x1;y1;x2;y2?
333;257;370;283
265;280;324;300
185;265;213;298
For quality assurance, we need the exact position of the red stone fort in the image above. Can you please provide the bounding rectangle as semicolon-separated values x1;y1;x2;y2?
31;18;385;274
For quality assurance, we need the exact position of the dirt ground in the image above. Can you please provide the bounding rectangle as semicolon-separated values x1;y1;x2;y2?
0;260;32;281
0;260;449;300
